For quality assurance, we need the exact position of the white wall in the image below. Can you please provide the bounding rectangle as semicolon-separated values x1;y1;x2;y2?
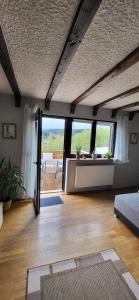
114;118;139;188
0;94;139;188
0;94;24;167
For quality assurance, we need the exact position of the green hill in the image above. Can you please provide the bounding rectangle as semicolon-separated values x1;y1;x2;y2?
42;127;110;153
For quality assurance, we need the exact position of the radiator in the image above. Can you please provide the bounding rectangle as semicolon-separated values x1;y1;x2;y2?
75;165;115;188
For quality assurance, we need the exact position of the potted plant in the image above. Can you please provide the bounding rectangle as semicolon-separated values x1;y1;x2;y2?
105;152;113;159
76;145;81;159
0;159;25;212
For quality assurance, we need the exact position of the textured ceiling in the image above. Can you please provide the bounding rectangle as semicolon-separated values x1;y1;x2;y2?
0;64;13;95
103;92;139;109
0;0;139;112
126;106;139;112
82;62;139;107
0;0;80;99
53;0;139;104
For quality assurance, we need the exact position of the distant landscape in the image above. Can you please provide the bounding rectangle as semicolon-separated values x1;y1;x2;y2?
42;127;110;154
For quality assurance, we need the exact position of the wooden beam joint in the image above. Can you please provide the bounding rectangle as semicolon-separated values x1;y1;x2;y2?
92;106;98;116
70;103;76;114
129;112;135;121
111;109;118;118
45;100;51;111
15;95;21;108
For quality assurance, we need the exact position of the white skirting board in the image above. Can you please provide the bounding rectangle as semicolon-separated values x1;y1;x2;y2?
0;202;3;229
75;165;115;188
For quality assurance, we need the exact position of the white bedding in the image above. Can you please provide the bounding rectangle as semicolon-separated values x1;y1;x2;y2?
114;193;139;228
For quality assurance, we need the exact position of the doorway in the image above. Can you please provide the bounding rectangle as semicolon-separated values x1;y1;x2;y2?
40;116;65;193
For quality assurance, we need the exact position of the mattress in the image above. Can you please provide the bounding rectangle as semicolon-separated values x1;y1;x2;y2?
114;193;139;228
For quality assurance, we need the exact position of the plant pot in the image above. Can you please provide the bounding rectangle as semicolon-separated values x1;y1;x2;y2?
76;151;80;160
3;199;12;213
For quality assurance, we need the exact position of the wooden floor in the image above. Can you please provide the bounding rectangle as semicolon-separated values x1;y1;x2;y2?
41;171;62;191
0;189;139;300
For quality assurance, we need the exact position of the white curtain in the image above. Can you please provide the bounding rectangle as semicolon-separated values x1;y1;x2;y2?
21;104;37;198
114;114;129;163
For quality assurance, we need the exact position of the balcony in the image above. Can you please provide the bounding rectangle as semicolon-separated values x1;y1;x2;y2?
40;151;63;192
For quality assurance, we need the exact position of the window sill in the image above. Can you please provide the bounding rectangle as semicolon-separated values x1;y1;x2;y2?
66;158;114;164
113;159;129;164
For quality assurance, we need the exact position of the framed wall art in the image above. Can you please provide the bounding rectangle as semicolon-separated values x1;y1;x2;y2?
2;123;16;139
130;132;138;144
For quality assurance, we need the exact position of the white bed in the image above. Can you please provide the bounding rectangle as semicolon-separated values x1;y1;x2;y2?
114;192;139;235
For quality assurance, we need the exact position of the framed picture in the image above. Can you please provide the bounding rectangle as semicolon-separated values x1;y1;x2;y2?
130;132;138;144
2;123;16;139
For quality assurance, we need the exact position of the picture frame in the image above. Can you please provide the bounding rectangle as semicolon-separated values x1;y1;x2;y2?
2;123;16;139
130;132;138;144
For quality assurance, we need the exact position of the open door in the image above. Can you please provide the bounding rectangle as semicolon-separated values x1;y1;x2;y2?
34;108;42;214
40;116;66;193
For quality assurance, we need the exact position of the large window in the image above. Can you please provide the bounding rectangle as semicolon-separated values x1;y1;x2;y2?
95;122;114;155
71;120;92;154
70;119;115;157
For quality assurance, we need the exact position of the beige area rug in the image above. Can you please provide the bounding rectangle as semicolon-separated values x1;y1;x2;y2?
26;249;139;300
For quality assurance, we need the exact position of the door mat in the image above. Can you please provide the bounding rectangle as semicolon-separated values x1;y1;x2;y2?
40;196;63;207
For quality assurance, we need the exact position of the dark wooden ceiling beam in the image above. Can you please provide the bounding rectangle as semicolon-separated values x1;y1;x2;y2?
71;46;139;112
92;106;99;116
0;26;21;107
111;109;118;118
45;0;102;110
92;85;139;116
129;111;139;121
111;100;139;118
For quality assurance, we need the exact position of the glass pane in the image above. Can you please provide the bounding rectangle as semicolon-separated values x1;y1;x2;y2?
71;121;92;154
41;117;65;192
95;123;112;155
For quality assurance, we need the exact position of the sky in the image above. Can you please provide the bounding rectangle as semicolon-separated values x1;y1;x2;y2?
42;117;91;130
42;117;65;129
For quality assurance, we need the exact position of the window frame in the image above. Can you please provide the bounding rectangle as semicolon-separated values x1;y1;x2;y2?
42;113;117;159
95;121;116;156
70;118;116;158
70;119;93;155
